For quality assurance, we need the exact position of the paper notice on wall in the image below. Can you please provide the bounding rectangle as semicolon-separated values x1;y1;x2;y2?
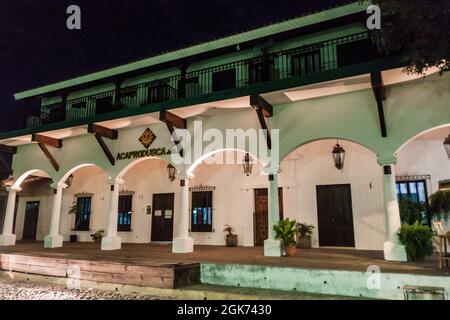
154;210;162;217
165;210;173;219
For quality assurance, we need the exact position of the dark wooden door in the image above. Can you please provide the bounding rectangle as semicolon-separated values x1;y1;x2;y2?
151;193;175;242
23;201;40;240
316;184;355;247
253;188;283;246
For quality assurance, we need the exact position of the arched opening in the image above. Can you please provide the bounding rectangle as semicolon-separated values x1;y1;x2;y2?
187;149;267;247
1;169;53;242
395;124;450;229
280;138;384;251
58;164;110;243
116;157;176;244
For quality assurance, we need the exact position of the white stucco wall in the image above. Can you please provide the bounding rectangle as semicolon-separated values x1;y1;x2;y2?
12;133;450;250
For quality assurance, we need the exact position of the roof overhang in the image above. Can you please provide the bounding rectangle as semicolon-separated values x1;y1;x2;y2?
14;2;366;101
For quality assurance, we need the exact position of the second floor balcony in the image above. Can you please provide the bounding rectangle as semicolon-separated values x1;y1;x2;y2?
14;31;399;135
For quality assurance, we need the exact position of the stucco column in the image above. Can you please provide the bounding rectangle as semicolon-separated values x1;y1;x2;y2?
264;170;282;257
101;178;124;251
172;172;194;253
44;182;68;248
0;186;21;246
378;156;407;262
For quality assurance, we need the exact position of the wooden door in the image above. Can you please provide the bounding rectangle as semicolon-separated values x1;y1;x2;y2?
23;201;40;240
151;193;175;242
253;188;283;246
316;184;355;247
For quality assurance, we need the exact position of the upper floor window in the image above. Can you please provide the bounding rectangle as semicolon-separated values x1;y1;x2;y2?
75;196;92;231
72;101;87;109
249;59;275;84
191;191;213;232
212;69;236;92
291;50;321;76
117;195;132;232
45;104;65;124
95;96;113;115
336;38;379;68
147;80;171;104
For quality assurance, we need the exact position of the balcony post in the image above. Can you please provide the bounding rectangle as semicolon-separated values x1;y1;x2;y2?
113;79;123;106
177;64;188;99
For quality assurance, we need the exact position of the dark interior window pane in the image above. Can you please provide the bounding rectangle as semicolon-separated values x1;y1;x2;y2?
191;191;213;232
75;197;91;231
118;195;132;232
212;69;236;92
96;96;113;115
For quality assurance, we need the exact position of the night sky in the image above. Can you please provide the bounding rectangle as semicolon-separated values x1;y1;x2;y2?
0;0;350;128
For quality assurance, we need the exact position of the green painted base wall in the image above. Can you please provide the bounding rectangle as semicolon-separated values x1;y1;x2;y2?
200;263;450;300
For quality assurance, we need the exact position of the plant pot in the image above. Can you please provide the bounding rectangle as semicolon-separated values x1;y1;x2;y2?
284;245;297;257
226;234;238;247
70;235;78;243
297;236;312;249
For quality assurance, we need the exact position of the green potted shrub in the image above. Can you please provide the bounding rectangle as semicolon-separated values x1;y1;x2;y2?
296;222;315;249
90;229;105;243
223;225;238;247
274;218;298;257
399;199;428;225
397;222;434;261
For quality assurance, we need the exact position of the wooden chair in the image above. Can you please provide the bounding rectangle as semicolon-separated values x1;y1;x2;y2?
433;221;450;269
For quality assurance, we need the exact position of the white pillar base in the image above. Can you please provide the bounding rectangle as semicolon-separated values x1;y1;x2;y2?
384;241;407;262
101;236;122;251
0;234;16;246
44;235;63;248
172;237;194;253
264;239;281;257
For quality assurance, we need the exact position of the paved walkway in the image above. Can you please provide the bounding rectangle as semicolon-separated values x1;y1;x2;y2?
0;278;165;300
1;241;447;276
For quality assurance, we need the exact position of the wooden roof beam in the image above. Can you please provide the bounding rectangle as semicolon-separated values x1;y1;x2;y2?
88;123;118;140
32;134;63;148
371;72;387;137
160;111;186;157
250;94;273;118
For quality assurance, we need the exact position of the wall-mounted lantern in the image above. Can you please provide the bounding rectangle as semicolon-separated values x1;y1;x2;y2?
332;142;345;170
243;153;253;176
167;164;177;182
444;134;450;159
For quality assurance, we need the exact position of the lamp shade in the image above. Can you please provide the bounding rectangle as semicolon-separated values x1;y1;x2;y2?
444;135;450;159
167;164;176;181
243;153;253;176
332;143;345;170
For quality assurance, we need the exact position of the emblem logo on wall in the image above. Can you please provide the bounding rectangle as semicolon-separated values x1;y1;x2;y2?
139;127;156;149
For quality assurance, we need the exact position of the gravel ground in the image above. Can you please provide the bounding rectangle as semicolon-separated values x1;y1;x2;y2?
0;279;168;300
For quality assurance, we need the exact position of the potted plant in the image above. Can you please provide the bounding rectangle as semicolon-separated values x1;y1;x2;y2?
223;225;238;247
68;202;81;242
90;229;105;243
398;222;434;261
399;199;428;225
296;222;315;249
274;218;298;257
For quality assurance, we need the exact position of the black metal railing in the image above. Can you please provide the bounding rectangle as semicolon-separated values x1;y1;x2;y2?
25;31;379;129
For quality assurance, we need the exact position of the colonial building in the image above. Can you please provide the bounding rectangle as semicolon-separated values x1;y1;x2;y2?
0;2;448;262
